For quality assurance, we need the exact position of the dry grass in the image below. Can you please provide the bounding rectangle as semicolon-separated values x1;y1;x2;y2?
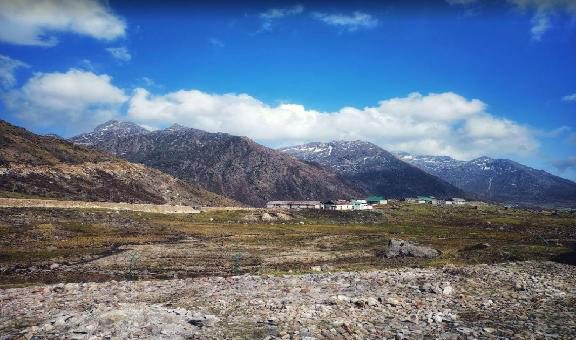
0;203;574;286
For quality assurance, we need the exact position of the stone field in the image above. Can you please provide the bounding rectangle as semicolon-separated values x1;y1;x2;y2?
2;261;575;339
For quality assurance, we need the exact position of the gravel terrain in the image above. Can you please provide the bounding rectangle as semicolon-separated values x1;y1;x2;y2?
2;261;575;339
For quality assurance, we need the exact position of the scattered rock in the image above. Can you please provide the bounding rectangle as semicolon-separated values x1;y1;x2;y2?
4;261;574;339
385;297;401;306
382;239;440;258
514;280;527;291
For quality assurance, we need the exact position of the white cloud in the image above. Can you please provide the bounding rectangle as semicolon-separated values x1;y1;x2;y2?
2;68;538;159
258;5;304;31
126;89;537;160
530;11;551;40
312;11;379;31
106;47;131;62
545;125;571;137
0;0;126;46
78;59;96;71
562;93;576;102
0;54;29;88
509;0;576;13
508;0;576;40
3;69;127;134
260;5;304;20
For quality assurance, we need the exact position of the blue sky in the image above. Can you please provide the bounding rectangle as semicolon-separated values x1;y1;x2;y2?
0;0;575;180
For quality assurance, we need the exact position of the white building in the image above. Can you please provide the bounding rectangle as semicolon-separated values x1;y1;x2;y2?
451;198;466;205
366;196;387;205
351;199;373;210
323;200;353;210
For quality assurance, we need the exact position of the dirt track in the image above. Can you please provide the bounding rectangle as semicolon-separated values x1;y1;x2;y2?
0;198;200;214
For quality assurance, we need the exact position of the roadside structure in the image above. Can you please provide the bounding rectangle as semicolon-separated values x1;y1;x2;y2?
450;198;466;205
417;196;439;204
366;196;387;205
323;200;354;210
352;199;373;210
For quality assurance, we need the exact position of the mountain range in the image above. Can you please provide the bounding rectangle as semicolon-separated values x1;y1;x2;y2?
396;152;576;207
67;120;576;208
279;141;466;199
70;120;361;207
0;120;238;207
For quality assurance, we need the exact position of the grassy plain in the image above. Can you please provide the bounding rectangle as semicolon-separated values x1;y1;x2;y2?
0;203;574;287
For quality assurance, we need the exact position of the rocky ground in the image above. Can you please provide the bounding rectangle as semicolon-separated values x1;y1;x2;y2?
2;261;575;339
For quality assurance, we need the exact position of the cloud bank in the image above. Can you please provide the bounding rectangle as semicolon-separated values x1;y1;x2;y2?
3;69;538;160
4;69;126;134
0;0;126;46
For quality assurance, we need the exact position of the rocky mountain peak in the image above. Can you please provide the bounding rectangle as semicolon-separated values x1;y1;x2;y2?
164;123;188;132
94;120;148;133
70;120;149;146
398;152;576;207
281;140;464;199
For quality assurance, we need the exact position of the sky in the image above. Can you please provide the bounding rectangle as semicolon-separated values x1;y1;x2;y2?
0;0;575;180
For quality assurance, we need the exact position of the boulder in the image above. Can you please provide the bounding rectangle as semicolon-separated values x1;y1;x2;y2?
261;212;275;221
382;239;440;259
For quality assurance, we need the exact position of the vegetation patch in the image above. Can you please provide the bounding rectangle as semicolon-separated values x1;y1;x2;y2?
0;203;574;286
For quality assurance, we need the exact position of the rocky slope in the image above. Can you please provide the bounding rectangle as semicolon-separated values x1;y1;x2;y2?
71;120;149;146
3;261;575;339
280;141;465;199
397;152;576;207
0;121;237;207
71;121;361;207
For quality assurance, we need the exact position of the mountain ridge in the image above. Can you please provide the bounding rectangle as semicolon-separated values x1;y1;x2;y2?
70;121;362;207
397;152;576;207
280;140;466;199
0;120;239;207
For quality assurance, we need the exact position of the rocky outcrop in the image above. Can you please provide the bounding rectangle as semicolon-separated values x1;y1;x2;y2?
381;239;441;258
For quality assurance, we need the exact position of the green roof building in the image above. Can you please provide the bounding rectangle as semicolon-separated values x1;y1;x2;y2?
366;196;387;204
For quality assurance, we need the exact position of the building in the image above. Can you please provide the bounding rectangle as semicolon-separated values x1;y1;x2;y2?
366;196;387;205
323;200;353;210
451;198;466;205
404;197;419;203
351;199;373;210
266;201;322;209
417;196;439;204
